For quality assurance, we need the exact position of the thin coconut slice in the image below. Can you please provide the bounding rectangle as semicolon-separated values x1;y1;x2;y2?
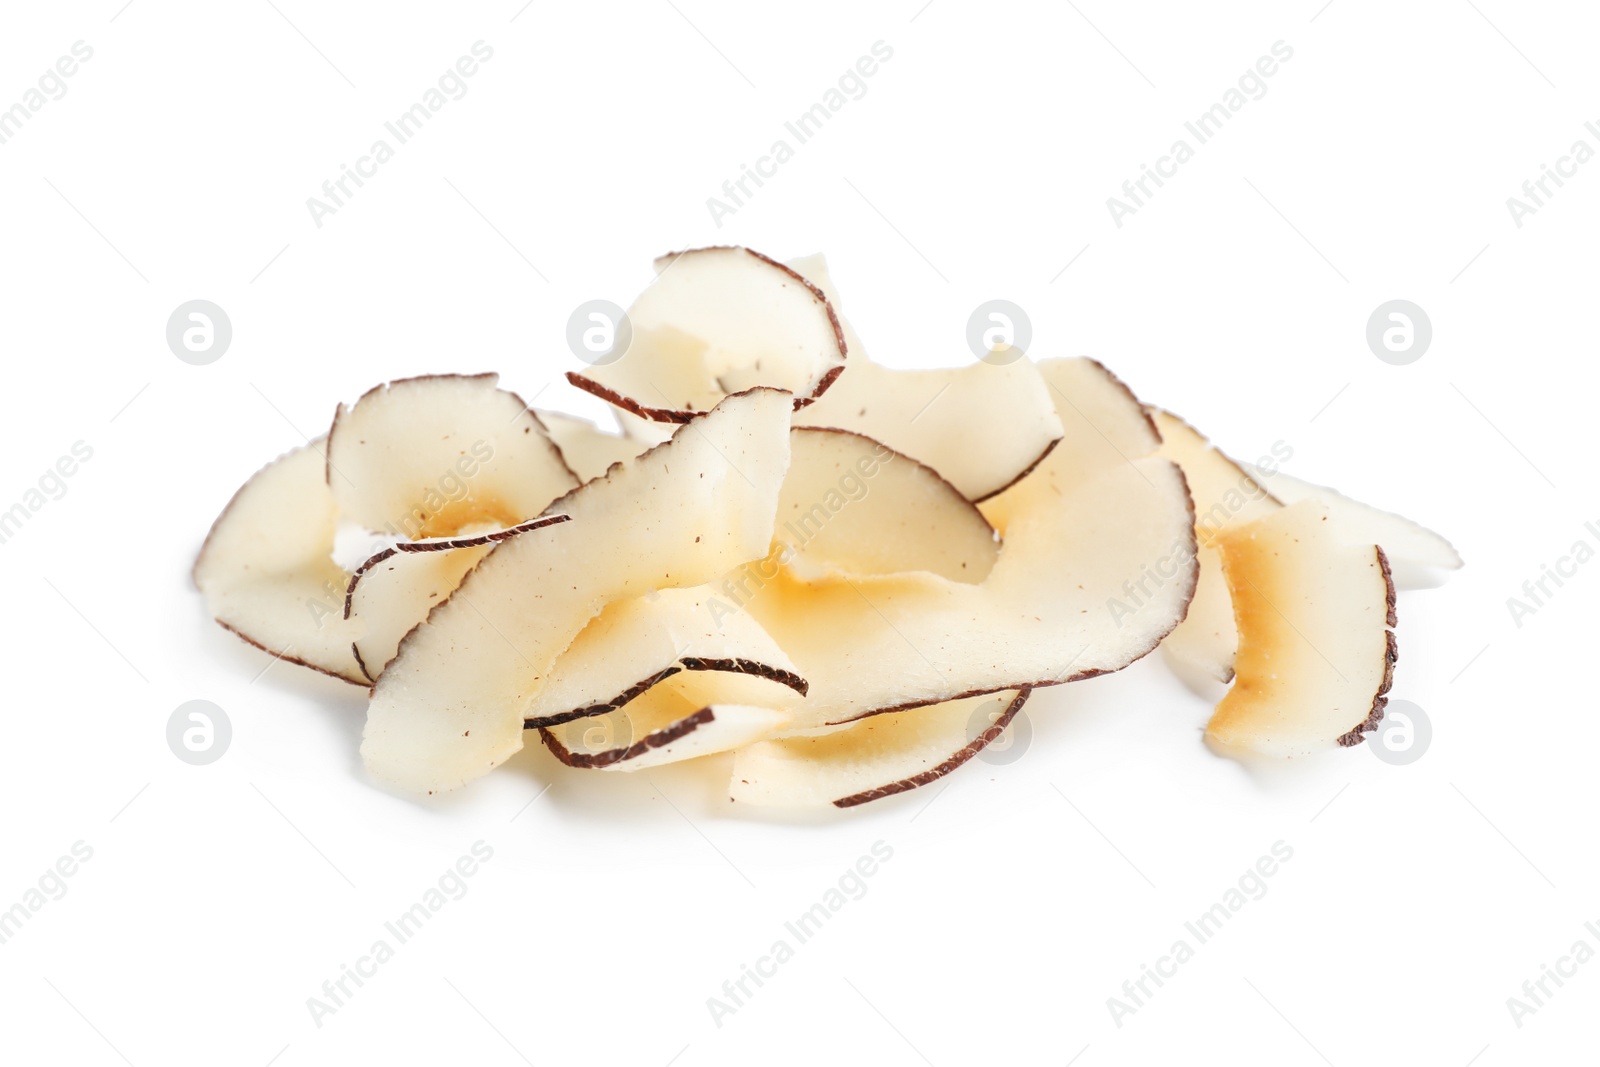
778;428;999;584
525;586;807;728
344;516;573;682
731;357;1195;731
1151;410;1284;685
1206;500;1397;756
193;439;366;685
326;373;577;538
540;677;789;771
730;690;1031;808
539;411;652;483
361;387;794;794
1247;465;1463;587
566;246;846;422
787;254;1063;502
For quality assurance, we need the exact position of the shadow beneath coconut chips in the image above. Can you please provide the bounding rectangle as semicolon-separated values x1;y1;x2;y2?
202;621;370;728
198;618;376;791
500;740;857;828
1200;731;1372;791
211;622;1354;819
197;615;853;822
1390;562;1455;592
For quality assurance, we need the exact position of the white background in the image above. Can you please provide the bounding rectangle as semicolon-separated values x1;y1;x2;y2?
0;1;1593;1064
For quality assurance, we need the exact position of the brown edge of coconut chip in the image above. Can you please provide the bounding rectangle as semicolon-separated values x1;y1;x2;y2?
343;514;576;684
565;246;848;423
969;436;1061;504
1088;358;1161;443
350;642;373;685
539;706;719;769
1335;546;1399;747
832;688;1034;808
341;513;574;622
215;620;369;688
524;657;808;729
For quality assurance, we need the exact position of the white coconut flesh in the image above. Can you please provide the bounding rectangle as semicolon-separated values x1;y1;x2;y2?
194;438;368;684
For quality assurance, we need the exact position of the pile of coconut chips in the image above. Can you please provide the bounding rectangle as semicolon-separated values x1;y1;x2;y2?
194;247;1462;806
